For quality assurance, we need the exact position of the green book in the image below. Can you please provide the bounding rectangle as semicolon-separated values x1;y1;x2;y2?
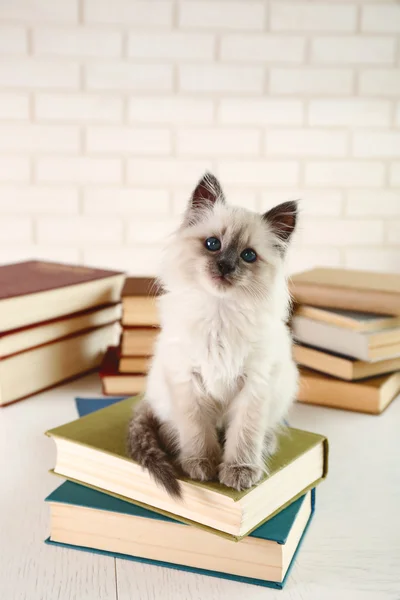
46;396;328;540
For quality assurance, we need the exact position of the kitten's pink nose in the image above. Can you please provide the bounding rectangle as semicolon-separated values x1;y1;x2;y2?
217;259;235;276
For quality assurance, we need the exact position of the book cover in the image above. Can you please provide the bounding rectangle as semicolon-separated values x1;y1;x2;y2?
290;267;400;316
1;323;120;407
121;327;157;356
0;260;125;332
46;396;328;539
0;260;124;300
45;481;315;589
294;305;400;333
122;277;158;298
99;347;147;395
294;343;400;381
121;278;160;326
1;304;121;359
292;315;400;362
298;367;400;414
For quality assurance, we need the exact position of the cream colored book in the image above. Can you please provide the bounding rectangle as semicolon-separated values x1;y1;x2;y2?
289;267;400;316
0;260;125;331
1;304;121;358
293;344;400;381
46;481;314;588
121;327;158;356
121;277;159;326
294;305;400;332
292;315;400;362
119;355;150;374
46;396;328;540
297;367;400;414
0;323;120;407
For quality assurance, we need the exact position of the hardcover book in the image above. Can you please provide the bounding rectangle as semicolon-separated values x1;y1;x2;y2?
0;323;120;407
294;343;400;381
100;346;146;395
1;304;121;358
294;305;400;332
0;260;125;331
122;277;159;327
45;481;315;589
289;267;400;316
292;314;400;362
46;396;328;540
297;367;400;414
121;327;158;357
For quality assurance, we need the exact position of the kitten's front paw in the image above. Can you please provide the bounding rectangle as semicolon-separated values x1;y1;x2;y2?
219;463;262;491
181;457;218;482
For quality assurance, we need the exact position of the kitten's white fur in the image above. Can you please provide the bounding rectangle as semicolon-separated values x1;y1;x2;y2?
141;176;298;491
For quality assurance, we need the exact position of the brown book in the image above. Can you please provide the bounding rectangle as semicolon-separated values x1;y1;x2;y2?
0;260;125;332
290;268;400;316
297;367;400;414
294;344;400;381
121;327;158;356
122;277;160;327
1;304;121;358
100;346;146;395
0;323;120;407
119;355;151;374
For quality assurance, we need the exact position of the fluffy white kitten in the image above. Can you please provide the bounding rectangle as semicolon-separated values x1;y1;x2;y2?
128;173;298;497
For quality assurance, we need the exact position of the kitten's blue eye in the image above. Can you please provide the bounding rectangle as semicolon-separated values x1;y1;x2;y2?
205;237;221;252
241;248;257;263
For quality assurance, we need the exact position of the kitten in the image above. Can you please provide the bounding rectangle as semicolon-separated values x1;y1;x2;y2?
127;173;298;498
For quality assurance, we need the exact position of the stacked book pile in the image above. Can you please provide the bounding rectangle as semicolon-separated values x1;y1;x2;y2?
0;260;124;407
45;396;328;589
100;277;158;396
290;268;400;415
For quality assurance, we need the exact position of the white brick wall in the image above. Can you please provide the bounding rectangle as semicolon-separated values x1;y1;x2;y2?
0;0;399;276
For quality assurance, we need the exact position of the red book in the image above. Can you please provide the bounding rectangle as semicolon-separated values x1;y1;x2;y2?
0;260;125;332
100;346;146;396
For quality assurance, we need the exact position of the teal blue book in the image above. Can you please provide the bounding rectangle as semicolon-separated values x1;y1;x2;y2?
45;481;315;589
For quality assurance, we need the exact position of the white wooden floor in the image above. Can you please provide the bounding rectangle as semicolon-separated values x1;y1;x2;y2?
1;373;399;600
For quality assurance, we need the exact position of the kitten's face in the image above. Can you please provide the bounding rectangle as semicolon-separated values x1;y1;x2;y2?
182;203;275;297
162;173;297;299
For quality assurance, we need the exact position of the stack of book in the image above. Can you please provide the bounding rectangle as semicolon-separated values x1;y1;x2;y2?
100;277;159;396
45;396;328;589
0;260;124;407
290;267;400;414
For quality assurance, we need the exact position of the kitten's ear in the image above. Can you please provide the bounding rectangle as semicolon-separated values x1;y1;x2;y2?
190;172;225;211
263;201;298;245
185;173;225;226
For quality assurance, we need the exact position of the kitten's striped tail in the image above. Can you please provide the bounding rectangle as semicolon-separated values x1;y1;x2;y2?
127;402;182;498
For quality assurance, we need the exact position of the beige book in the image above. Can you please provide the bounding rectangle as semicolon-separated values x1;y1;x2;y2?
0;323;120;407
292;315;400;362
294;305;400;333
293;344;400;381
46;396;328;539
1;304;121;358
121;327;158;356
297;367;400;414
290;267;400;316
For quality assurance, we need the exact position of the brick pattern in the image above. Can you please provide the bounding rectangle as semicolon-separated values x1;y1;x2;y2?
0;0;399;275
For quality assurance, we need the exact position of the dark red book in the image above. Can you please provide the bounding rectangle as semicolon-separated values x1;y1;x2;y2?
0;260;125;332
100;346;146;396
